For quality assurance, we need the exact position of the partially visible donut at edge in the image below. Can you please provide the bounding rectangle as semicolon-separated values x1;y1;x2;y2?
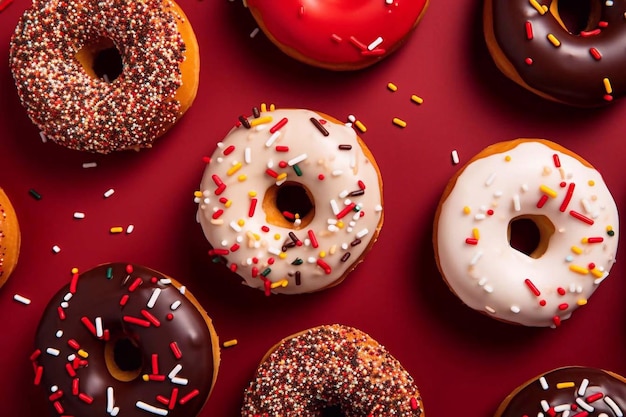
433;139;619;327
245;0;429;70
0;188;20;288
9;0;199;153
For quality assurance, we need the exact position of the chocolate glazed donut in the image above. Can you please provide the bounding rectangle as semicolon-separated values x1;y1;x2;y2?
30;263;220;417
484;0;626;106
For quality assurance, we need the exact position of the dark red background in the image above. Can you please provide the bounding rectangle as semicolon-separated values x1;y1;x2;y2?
0;0;624;415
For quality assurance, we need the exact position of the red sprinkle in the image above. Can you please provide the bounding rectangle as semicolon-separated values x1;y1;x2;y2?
49;390;63;401
316;259;332;274
34;366;43;385
265;168;279;178
65;363;77;377
70;273;79;294
269;117;288;133
558;303;569;311
318;174;325;180
208;248;229;256
80;316;97;336
587;237;604;243
223;145;235;155
525;57;533;65
151;353;159;374
525;21;533;39
588;262;596;269
128;277;143;292
141;309;161;327
230;243;240;252
465;238;478;245
249;198;258;217
122;316;151;327
275;145;289;152
336;202;357;219
57;306;66;320
524;278;541;296
587;392;604;402
599;20;608;27
580;29;601;37
53;401;64;414
156;395;170;405
264;279;271;296
410;397;419;410
78;393;93;404
559;183;575;212
537;194;549;208
119;294;130;307
170;342;182;359
358;180;366;190
169;388;179;410
589;47;602;61
308;230;319;248
67;339;80;350
72;378;79;395
553;316;561;326
179;389;200;405
0;0;15;12
30;349;42;361
557;287;566;296
552;154;561;168
212;209;224;219
570;210;594;225
212;174;224;186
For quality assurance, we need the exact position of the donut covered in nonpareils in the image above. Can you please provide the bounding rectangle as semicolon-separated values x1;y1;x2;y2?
9;0;199;153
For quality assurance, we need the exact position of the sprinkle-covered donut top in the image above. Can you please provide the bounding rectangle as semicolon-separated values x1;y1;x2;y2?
31;263;218;417
246;0;429;69
499;367;626;417
435;139;619;327
241;324;424;416
196;107;383;295
9;0;186;153
486;0;626;106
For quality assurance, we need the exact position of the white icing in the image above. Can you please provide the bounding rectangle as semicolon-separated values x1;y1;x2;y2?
198;109;383;294
436;141;619;327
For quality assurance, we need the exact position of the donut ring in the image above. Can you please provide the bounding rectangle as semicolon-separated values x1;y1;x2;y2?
10;0;199;153
495;366;626;417
245;0;429;70
241;324;425;416
433;139;619;327
484;0;626;106
0;188;20;288
31;263;220;417
196;107;384;295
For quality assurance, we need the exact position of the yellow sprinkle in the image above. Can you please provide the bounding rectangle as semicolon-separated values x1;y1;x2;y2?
504;155;511;162
329;245;337;255
387;82;398;92
226;162;242;176
354;120;367;132
606;225;613;231
472;228;480;240
410;94;424;104
577;299;588;306
463;206;471;214
337;221;344;229
392;117;407;128
270;279;288;289
249;116;273;127
269;103;276;111
252;233;260;241
569;264;589;275
238;174;247;182
142;374;150;382
276;172;287;181
529;0;546;14
556;382;575;389
547;33;561;47
77;349;89;358
194;190;203;198
319;251;326;258
222;339;238;348
274;234;281;240
591;268;604;278
581;237;589;244
260;103;267;112
248;190;257;198
540;184;557;198
224;200;232;208
278;252;287;259
542;4;548;11
110;227;124;234
237;219;245;227
588;180;595;186
571;246;583;255
603;77;613;94
71;267;79;274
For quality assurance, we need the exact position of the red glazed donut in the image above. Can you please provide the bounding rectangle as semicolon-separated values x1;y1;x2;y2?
10;0;199;153
484;0;626;106
245;0;429;70
242;324;425;416
31;263;220;417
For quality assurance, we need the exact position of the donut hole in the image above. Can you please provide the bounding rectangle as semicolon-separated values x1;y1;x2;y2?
75;37;124;82
508;215;555;259
550;0;601;35
104;336;144;382
321;405;344;416
262;181;315;229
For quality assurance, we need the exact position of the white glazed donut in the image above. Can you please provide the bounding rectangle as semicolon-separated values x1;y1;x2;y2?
196;107;384;295
434;139;619;327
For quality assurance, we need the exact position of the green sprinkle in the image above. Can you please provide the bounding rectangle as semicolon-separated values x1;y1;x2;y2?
261;268;271;277
28;188;42;200
293;164;303;176
106;267;113;279
608;230;615;237
291;258;303;265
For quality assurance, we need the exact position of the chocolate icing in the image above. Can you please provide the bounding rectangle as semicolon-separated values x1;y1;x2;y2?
500;367;626;416
33;263;217;417
487;0;626;106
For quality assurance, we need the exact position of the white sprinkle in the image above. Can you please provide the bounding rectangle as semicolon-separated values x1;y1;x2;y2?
331;170;343;176
244;147;252;164
288;153;308;166
597;413;608;417
170;300;181;311
562;410;571;417
52;245;61;253
39;131;48;143
63;292;73;301
68;354;76;361
107;387;114;413
483;285;493;293
51;385;59;393
356;228;369;239
147;288;161;309
606;0;614;6
485;172;496;186
347;114;356;123
328;225;339;232
485;305;496;314
168;364;182;379
493;191;503;198
250;27;260;38
265;131;280;147
104;188;115;198
179;286;186;295
56;330;63;338
510;305;520;313
135;401;168;416
61;301;69;308
554;405;570;412
474;214;486;220
375;204;383;212
539;376;549;390
82;162;97;168
13;294;31;305
578;378;589;396
159;279;171;285
328;219;338;225
576;398;594;412
126;225;134;234
95;316;103;337
330;199;340;215
478;277;487;286
111;407;119;416
367;36;383;50
604;396;623;416
268;246;281;256
541;400;550;412
170;377;189;385
513;194;521;211
594;271;609;284
46;348;60;356
386;0;393;3
581;198;593;213
451;150;460;165
470;251;483;266
307;256;317;263
521;183;529;192
73;212;86;219
339;190;349;198
230;221;242;232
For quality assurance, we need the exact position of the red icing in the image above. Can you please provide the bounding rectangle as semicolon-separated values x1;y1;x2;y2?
247;0;429;68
